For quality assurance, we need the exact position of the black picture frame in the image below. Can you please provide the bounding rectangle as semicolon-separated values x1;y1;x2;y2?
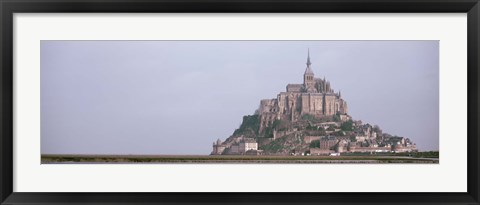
1;0;479;204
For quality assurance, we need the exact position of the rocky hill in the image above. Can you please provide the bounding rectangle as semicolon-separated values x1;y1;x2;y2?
211;51;417;156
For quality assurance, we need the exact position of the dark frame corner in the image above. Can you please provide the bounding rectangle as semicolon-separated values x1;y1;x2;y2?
1;0;479;204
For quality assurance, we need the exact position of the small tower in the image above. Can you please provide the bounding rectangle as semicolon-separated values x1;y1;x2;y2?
303;49;316;92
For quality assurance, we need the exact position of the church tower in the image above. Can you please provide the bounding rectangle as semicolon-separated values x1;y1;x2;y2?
304;49;316;92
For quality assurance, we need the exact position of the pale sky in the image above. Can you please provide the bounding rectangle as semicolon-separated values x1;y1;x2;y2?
41;41;439;155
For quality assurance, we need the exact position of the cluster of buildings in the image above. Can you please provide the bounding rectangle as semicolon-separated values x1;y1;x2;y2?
212;123;417;156
301;123;417;156
212;137;261;155
211;50;418;156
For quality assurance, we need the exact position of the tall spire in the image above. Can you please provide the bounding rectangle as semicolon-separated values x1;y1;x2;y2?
304;49;314;75
306;48;312;67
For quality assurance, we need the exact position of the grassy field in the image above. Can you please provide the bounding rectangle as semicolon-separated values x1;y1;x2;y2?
41;154;439;164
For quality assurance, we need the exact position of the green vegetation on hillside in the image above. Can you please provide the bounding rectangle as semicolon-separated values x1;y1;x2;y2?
259;137;285;152
309;140;320;148
306;124;322;131
301;114;316;121
263;126;274;138
340;119;354;131
233;115;260;136
333;113;341;122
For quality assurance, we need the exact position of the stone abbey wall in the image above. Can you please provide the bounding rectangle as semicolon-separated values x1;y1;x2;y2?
255;51;349;133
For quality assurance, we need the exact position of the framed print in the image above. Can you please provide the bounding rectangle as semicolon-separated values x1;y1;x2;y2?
1;0;479;204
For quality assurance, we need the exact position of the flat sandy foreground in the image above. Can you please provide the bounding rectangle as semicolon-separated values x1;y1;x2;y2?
41;155;439;164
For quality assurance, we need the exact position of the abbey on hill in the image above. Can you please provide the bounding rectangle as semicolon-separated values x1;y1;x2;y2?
256;49;348;133
212;50;417;156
